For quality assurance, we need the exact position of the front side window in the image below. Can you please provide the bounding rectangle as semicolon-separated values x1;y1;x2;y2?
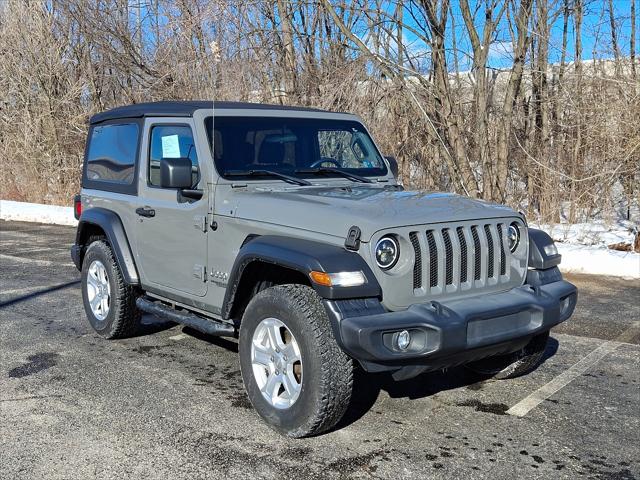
86;123;139;184
204;117;387;179
148;125;199;187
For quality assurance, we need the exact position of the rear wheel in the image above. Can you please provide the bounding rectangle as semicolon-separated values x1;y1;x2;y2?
465;331;550;379
81;240;141;339
238;284;354;437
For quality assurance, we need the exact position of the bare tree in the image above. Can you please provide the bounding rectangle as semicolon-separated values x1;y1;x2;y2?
0;0;637;228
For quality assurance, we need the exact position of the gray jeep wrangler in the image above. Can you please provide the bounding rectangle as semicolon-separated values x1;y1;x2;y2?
71;101;577;437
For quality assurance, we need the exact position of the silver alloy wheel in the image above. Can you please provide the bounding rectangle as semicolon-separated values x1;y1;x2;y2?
251;317;303;409
86;260;111;321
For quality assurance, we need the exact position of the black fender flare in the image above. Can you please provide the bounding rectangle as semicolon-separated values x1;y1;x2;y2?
221;235;381;320
74;207;140;285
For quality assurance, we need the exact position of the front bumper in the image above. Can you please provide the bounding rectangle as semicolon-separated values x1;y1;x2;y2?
325;279;577;376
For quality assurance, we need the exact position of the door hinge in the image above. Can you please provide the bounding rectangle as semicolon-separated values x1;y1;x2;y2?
193;215;207;233
193;264;206;281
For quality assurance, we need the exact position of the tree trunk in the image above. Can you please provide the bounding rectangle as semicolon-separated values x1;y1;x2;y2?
460;0;505;201
276;0;298;100
569;0;584;224
632;0;637;80
494;0;534;203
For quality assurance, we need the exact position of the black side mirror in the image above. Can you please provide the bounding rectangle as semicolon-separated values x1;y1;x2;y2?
160;157;193;189
385;155;399;179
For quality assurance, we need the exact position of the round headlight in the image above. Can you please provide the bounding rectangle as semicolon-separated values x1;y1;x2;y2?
375;236;399;270
507;223;520;252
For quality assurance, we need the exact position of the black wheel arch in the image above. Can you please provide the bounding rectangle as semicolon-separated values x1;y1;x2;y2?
73;207;140;285
222;235;381;321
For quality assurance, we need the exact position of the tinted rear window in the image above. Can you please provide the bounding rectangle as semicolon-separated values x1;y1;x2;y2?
86;123;139;184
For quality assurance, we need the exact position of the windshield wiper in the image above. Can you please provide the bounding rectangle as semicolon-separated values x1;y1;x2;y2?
223;169;311;186
295;167;372;183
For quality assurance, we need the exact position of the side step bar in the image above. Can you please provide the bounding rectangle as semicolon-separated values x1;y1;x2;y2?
136;297;236;337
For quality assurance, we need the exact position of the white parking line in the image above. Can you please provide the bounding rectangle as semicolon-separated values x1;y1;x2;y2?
6;246;69;254
507;322;640;417
0;253;65;266
1;285;62;296
169;333;189;341
0;230;33;239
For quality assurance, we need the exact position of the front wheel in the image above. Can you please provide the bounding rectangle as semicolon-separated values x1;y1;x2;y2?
465;331;550;379
238;284;354;437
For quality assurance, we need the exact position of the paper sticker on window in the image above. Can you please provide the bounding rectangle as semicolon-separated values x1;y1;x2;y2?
161;135;181;158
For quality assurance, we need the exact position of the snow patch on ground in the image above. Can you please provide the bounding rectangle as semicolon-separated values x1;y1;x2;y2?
555;243;639;279
531;220;639;279
0;200;77;227
531;220;637;248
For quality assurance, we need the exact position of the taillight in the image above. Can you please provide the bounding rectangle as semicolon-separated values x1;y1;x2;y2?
74;194;82;220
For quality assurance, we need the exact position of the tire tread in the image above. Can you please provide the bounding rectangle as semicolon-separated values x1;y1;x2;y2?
240;284;354;438
466;331;549;380
83;240;140;339
281;285;354;437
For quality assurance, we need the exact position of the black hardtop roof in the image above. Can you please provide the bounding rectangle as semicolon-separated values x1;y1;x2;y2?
89;101;333;124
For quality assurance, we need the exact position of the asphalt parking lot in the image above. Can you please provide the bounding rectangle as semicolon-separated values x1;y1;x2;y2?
1;220;638;480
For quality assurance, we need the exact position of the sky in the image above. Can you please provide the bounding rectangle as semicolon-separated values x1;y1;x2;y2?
128;0;638;73
366;0;638;71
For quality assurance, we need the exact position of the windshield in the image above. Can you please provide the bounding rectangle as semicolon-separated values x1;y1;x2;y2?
205;116;387;179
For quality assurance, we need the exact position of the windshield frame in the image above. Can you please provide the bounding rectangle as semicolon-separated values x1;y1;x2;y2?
204;114;389;182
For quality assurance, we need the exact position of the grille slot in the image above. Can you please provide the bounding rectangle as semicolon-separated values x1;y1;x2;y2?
497;223;506;275
443;229;453;285
471;226;481;280
409;232;422;289
457;227;468;283
426;230;438;288
405;219;518;299
484;224;494;279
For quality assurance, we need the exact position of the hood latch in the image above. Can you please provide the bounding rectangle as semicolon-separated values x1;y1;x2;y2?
345;226;362;251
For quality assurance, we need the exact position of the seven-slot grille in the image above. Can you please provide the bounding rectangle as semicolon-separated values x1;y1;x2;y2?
410;221;512;294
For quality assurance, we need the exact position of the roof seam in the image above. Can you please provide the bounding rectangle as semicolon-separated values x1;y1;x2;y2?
89;101;337;124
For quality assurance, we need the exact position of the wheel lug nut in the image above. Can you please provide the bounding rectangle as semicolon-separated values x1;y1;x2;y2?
275;370;279;375
270;356;274;362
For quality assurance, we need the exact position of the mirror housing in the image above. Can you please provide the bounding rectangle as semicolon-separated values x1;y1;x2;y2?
384;155;399;179
160;157;193;189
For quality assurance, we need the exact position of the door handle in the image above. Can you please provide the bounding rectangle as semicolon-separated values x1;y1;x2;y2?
135;207;155;218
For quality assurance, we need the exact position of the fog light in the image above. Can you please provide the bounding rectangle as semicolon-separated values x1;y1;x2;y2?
396;330;411;350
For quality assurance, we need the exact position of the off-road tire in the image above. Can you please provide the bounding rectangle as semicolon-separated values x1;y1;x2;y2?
238;284;354;438
81;240;141;339
465;331;550;380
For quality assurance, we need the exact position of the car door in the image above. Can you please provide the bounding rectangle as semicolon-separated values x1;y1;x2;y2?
135;118;209;297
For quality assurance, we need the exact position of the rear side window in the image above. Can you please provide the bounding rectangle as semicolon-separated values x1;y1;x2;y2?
86;123;139;185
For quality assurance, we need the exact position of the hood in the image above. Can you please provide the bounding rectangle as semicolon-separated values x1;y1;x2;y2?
217;184;520;240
